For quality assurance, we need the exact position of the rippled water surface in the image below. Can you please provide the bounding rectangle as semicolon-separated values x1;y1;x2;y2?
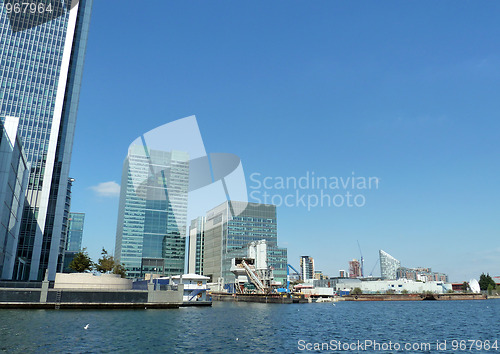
1;299;499;353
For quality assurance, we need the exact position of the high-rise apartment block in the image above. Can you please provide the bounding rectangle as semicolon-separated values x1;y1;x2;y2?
349;259;361;278
0;1;93;280
300;256;314;280
379;249;401;280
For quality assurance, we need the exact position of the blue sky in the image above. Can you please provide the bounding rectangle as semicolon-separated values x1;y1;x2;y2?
70;1;500;281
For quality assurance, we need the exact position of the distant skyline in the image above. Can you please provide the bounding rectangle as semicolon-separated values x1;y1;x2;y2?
69;1;500;282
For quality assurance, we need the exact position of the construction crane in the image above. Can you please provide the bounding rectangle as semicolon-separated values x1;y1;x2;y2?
286;264;301;292
369;258;379;277
357;240;364;278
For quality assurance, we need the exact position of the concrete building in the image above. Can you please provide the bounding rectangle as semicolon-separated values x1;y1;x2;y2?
115;144;189;279
1;0;94;280
0;117;29;280
300;256;314;280
202;201;287;285
54;273;132;290
379;249;400;280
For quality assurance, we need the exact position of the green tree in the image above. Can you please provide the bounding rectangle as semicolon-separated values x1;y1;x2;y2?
68;248;93;272
401;289;409;294
479;273;496;291
96;248;127;278
113;263;127;278
487;284;494;295
96;248;115;273
351;287;363;295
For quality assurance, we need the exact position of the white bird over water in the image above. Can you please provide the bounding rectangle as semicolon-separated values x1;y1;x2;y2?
84;324;89;330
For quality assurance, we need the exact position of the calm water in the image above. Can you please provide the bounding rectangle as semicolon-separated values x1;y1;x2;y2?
0;300;499;353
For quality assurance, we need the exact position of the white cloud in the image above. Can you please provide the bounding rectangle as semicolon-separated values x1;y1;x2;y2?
89;181;120;197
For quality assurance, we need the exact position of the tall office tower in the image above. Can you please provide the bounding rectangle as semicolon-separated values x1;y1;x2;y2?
188;216;204;275
300;256;314;280
0;117;29;279
203;201;288;285
379;249;400;280
62;211;84;272
66;212;84;252
348;259;361;278
115;145;189;279
0;1;93;280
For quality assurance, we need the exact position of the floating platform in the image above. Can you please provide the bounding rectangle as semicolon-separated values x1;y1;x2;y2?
212;292;309;304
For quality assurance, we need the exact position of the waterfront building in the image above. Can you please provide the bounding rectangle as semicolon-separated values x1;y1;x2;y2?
300;256;315;280
0;0;94;280
339;270;348;278
115;144;189;279
349;259;361;278
335;278;451;294
188;216;204;275
379;250;401;280
202;201;287;285
0;117;29;279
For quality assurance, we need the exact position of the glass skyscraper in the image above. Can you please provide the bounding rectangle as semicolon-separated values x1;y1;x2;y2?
115;145;189;279
0;1;93;280
202;201;288;285
66;212;84;252
379;249;401;280
0;116;29;279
